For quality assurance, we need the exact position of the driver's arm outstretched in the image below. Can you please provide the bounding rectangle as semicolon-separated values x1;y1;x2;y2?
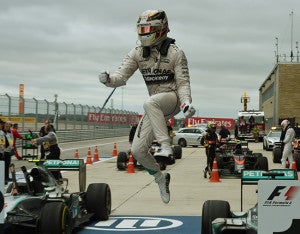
99;10;195;204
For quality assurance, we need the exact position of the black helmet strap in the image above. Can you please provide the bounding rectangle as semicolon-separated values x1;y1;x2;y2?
142;37;176;58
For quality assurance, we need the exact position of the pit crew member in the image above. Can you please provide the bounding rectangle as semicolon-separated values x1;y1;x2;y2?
201;123;218;178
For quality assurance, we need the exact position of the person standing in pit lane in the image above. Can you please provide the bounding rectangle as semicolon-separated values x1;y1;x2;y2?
11;123;24;160
218;124;231;145
39;119;55;159
32;125;62;180
280;119;295;169
1;121;14;184
99;9;195;203
201;123;219;178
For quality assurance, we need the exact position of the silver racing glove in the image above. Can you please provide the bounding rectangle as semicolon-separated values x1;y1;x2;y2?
181;101;196;118
99;71;110;86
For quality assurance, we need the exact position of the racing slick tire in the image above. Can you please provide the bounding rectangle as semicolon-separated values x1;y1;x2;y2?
39;202;71;234
178;138;187;147
158;161;166;171
202;200;231;234
0;191;3;213
253;153;263;158
173;145;182;159
117;152;128;171
273;147;282;163
255;156;269;170
86;183;111;221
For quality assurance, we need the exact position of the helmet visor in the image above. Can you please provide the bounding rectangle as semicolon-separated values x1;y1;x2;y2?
137;25;161;35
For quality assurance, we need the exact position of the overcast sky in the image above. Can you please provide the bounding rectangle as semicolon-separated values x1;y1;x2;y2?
1;0;299;118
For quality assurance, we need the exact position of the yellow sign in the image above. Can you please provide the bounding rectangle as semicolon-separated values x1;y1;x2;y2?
19;83;24;114
0;116;36;123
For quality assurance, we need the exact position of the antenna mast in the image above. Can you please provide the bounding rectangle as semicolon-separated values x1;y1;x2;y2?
275;37;279;63
290;10;294;62
296;41;299;62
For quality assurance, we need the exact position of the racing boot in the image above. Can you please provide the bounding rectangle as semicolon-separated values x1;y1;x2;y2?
203;168;207;178
155;172;171;204
207;166;212;179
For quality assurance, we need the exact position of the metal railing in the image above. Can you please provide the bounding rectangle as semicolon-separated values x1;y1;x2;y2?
0;94;139;132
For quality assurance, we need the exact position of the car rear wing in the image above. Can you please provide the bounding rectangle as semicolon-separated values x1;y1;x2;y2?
44;159;86;192
240;169;297;211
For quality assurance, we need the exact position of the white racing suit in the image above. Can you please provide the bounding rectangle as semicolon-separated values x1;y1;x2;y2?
281;127;295;168
107;40;192;174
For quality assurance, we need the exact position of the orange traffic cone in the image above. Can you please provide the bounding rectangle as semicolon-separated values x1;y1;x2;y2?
93;146;100;162
209;157;221;182
74;149;79;159
292;157;297;171
112;143;118;157
126;153;135;173
86;147;93;165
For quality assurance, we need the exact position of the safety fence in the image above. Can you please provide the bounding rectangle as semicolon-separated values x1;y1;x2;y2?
15;128;130;150
0;94;139;132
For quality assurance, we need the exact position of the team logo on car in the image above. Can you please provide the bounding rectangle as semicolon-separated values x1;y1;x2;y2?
85;216;183;231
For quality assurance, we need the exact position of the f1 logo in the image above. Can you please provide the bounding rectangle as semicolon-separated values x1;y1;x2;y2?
267;186;300;200
267;186;286;200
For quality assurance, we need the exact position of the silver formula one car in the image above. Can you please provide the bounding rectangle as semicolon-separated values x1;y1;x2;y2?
2;159;111;234
201;169;298;234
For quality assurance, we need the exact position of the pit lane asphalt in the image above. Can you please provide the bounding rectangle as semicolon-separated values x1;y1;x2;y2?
10;137;294;232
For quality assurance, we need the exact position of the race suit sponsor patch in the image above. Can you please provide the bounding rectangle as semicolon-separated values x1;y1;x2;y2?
143;73;174;85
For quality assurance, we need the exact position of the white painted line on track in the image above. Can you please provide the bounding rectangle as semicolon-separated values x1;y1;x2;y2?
60;140;128;152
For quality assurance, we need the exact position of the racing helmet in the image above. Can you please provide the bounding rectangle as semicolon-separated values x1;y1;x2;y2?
137;10;169;47
281;119;290;130
207;122;217;132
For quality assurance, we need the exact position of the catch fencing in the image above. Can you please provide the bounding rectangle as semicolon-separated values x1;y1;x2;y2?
0;94;139;132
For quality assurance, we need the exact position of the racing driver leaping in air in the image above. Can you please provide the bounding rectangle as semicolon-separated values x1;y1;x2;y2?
99;9;195;203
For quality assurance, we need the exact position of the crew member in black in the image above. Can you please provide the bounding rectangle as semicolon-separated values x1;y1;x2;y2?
218;124;231;145
201;122;219;178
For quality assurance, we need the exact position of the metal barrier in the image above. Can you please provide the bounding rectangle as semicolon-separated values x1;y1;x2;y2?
16;128;130;149
0;94;139;131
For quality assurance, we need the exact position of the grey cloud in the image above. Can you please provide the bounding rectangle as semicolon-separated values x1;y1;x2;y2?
0;0;299;118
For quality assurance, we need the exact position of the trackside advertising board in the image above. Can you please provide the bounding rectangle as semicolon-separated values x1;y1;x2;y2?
185;117;235;130
258;180;300;234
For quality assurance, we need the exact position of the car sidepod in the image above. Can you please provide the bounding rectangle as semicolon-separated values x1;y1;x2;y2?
5;196;44;226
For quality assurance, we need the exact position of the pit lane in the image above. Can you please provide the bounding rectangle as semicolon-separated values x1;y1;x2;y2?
6;137;291;233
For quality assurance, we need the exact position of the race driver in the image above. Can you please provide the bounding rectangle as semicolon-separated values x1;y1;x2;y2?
280;119;295;169
99;10;195;203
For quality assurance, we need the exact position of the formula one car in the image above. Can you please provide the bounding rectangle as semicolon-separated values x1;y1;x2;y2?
215;140;268;176
117;142;182;171
202;169;298;234
2;159;111;234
